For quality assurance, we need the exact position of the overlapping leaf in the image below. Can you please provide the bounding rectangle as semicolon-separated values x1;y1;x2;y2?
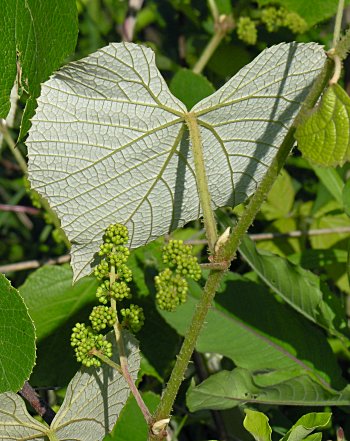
0;274;35;393
0;332;140;441
26;42;326;280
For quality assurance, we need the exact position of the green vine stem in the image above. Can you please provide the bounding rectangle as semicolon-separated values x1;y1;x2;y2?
109;259;152;424
333;0;345;47
192;4;234;75
185;112;218;252
150;57;334;441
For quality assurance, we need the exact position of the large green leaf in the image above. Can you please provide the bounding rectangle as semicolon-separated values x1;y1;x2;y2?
26;42;326;281
19;265;99;386
19;265;98;340
0;332;140;441
160;274;343;388
186;368;350;412
239;236;349;340
1;0;78;137
0;274;35;393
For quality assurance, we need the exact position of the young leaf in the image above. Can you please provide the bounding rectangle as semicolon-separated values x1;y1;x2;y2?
50;332;140;440
0;274;36;393
26;42;326;281
295;84;350;167
243;409;272;441
1;0;78;137
186;368;350;412
0;393;48;440
281;412;331;441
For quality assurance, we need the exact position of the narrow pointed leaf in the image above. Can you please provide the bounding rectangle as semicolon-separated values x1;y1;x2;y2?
239;235;349;340
243;409;272;441
50;332;140;440
281;412;332;441
186;368;350;412
0;392;48;440
160;275;343;388
26;42;326;280
0;274;36;393
295;84;350;167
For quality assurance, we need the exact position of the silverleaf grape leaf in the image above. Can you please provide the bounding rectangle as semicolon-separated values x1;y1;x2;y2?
26;42;326;280
0;331;140;441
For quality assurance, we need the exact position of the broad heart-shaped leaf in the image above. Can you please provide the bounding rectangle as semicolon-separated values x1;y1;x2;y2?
239;235;349;341
243;409;272;441
186;368;350;412
0;331;140;440
0;273;36;393
295;84;350;167
26;41;326;281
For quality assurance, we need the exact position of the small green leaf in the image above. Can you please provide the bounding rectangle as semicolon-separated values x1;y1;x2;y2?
105;391;160;441
295;84;350;167
260;170;295;220
243;409;272;441
281;412;331;441
186;368;350;412
342;179;350;217
312;166;344;206
170;69;215;110
1;0;78;137
0;274;36;393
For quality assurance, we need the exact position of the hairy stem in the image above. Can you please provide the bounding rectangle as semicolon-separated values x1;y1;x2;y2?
185;112;218;252
151;56;334;441
109;262;152;424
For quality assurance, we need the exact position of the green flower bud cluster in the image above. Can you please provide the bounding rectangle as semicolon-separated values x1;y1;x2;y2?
71;223;145;368
162;240;201;281
120;304;145;333
261;6;307;34
236;17;257;46
71;323;112;367
89;305;117;332
155;240;201;312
